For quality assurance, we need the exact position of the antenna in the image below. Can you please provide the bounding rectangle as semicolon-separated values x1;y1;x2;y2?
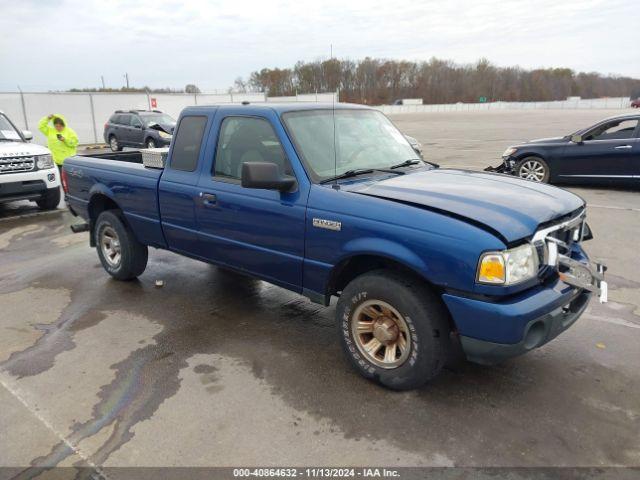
331;44;339;190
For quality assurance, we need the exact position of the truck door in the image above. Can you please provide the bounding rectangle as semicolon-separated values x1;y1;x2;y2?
158;115;210;254
559;117;639;180
195;110;307;291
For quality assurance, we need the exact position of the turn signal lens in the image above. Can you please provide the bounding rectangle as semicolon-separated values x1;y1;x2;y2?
477;244;539;286
478;254;506;284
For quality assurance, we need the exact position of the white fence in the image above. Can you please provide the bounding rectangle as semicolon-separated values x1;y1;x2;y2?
0;91;338;146
377;97;632;115
0;91;631;145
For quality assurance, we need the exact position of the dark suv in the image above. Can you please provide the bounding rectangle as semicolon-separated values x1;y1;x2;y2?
104;110;176;151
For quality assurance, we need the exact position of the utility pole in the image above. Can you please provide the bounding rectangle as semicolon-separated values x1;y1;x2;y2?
101;76;105;89
124;73;130;89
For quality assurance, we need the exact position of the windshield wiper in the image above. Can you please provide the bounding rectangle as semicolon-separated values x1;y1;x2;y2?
320;168;403;184
389;159;422;169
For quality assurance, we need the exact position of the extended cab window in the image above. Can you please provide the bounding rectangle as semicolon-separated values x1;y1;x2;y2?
214;116;290;180
585;119;639;141
170;116;207;172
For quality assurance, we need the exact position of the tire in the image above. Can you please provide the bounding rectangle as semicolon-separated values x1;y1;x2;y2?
94;210;148;280
337;270;451;390
109;135;123;152
145;138;156;149
515;156;550;183
36;188;60;210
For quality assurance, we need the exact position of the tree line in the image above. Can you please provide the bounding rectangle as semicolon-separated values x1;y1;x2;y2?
236;57;640;104
67;84;202;94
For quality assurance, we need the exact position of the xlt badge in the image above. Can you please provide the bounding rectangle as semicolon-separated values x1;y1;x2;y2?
313;218;341;231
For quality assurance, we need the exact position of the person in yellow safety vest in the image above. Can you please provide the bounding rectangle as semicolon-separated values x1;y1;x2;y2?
38;114;79;174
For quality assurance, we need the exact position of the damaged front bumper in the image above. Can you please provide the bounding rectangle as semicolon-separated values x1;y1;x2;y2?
558;254;608;304
484;156;516;175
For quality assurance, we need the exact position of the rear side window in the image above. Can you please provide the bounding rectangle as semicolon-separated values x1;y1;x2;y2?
170;116;207;172
116;114;131;125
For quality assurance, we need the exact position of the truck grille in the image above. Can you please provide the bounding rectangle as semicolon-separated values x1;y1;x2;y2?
533;210;585;268
0;156;36;174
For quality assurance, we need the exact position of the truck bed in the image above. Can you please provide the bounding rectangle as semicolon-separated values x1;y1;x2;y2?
64;151;165;248
79;151;143;164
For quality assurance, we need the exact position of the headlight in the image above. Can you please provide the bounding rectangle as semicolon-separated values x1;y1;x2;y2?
502;147;517;157
35;154;54;169
158;131;172;139
477;243;538;285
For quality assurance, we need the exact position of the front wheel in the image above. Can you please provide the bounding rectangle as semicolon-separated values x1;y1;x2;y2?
109;135;123;152
36;188;60;210
95;210;148;280
145;138;156;149
515;156;550;183
337;270;451;390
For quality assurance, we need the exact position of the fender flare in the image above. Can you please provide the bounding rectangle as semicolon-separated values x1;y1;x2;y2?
326;237;436;293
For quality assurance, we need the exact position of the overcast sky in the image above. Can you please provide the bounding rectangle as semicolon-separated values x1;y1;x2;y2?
1;0;638;92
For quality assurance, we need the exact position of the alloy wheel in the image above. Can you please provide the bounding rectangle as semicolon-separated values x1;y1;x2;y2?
351;300;411;369
100;226;121;268
518;159;546;182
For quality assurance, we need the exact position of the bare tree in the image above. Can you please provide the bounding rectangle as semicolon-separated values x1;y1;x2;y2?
236;57;640;104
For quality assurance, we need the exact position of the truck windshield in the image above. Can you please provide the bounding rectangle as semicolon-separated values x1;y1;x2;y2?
283;109;421;182
0;114;22;141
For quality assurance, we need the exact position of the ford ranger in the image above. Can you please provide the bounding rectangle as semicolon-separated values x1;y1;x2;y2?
63;103;607;390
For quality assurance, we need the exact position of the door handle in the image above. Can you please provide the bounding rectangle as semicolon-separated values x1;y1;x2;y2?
614;145;632;150
199;192;217;206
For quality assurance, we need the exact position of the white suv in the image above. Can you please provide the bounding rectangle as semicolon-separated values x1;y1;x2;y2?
0;110;61;210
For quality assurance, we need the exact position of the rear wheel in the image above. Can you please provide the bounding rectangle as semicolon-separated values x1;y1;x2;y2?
145;138;156;149
109;135;123;152
337;270;450;390
515;156;550;183
36;188;60;210
95;210;148;280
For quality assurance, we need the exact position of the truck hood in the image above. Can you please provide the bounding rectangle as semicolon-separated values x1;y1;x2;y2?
346;169;585;243
0;141;50;158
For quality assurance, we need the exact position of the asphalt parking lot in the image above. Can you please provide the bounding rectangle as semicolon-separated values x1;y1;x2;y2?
1;109;639;471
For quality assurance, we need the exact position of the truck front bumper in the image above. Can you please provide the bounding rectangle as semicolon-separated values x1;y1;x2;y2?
443;257;604;365
455;288;590;365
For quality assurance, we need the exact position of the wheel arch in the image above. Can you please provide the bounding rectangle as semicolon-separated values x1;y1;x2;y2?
326;252;440;299
87;189;123;246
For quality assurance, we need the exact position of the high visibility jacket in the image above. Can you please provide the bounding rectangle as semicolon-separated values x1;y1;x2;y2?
38;114;79;165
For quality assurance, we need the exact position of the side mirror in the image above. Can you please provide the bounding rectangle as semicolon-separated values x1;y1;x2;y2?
22;130;33;141
570;134;583;144
241;162;297;192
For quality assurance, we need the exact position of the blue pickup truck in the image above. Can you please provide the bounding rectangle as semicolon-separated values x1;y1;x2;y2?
63;103;606;390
